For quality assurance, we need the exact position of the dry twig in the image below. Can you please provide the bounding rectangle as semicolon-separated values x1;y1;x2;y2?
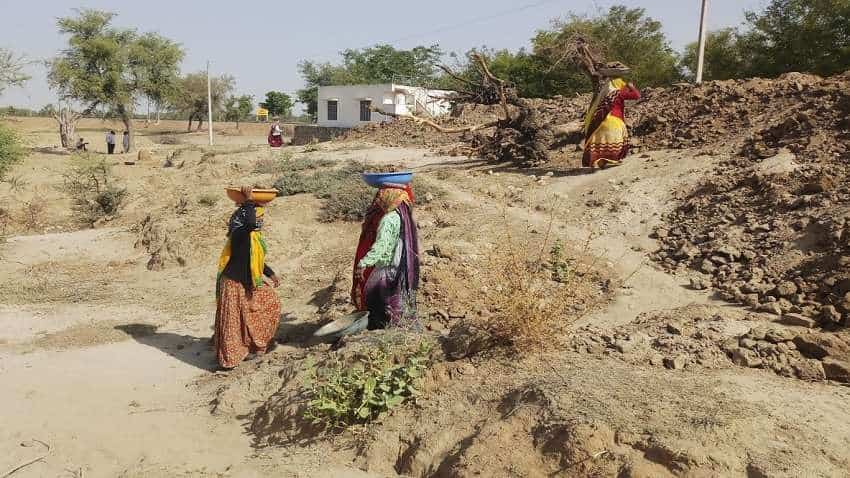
1;439;50;478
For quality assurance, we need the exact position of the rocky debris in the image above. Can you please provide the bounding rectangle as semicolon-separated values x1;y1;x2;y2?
652;141;850;327
345;72;850;169
569;306;850;383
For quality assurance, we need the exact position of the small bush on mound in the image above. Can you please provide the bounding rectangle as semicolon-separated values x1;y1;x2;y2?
0;124;26;181
63;154;127;226
473;222;608;352
155;135;182;145
254;150;334;175
304;341;431;430
275;160;445;222
198;193;219;207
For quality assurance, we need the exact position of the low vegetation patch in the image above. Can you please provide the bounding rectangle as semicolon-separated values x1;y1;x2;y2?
303;341;431;430
0;124;26;180
63;154;127;226
471;222;610;352
275;161;445;222
253;150;334;175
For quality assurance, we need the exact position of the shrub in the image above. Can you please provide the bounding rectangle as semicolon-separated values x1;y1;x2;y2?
304;341;431;430
319;179;373;222
474;222;607;351
156;135;182;145
0;124;26;181
254;151;334;175
198;193;219;207
275;161;443;222
63;154;127;226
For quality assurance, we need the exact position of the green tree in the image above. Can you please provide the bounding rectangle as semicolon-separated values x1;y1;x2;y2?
740;0;850;77
0;124;26;181
534;6;682;93
259;91;294;117
223;94;254;127
0;48;30;94
439;48;572;99
296;61;349;120
47;9;184;151
680;28;749;81
132;32;184;124
297;44;443;120
172;72;234;131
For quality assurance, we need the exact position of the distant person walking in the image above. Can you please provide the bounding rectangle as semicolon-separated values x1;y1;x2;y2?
122;131;130;153
105;130;116;154
267;118;283;148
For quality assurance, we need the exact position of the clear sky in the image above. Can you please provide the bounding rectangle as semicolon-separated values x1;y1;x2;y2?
0;0;765;110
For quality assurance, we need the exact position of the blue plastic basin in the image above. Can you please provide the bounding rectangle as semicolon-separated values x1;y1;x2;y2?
361;171;413;187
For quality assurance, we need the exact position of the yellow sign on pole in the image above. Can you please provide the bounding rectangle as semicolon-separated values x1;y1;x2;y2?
256;108;269;122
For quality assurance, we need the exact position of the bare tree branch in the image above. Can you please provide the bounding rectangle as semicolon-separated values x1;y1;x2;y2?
371;106;498;133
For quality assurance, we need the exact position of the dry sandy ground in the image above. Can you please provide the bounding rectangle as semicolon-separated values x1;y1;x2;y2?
2;118;850;477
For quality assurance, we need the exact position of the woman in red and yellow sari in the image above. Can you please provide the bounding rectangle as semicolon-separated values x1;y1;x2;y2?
582;76;641;169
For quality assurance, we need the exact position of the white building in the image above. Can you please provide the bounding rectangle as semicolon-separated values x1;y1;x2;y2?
317;84;454;128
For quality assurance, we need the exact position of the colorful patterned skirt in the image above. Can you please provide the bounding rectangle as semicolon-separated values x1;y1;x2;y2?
583;115;629;168
268;134;283;148
214;278;281;369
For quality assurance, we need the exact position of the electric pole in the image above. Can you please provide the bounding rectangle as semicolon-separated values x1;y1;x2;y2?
696;0;709;84
207;60;214;146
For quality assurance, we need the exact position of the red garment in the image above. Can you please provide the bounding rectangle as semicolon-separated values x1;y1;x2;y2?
607;84;641;121
351;184;414;310
268;133;283;148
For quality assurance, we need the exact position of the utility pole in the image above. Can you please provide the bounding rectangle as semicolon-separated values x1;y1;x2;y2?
695;0;709;84
207;60;214;145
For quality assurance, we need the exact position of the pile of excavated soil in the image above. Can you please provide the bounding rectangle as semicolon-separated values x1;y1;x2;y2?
652;148;850;326
342;96;588;154
569;304;850;383
345;72;850;165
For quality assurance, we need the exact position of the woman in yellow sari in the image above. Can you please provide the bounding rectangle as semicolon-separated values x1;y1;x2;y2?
214;186;281;369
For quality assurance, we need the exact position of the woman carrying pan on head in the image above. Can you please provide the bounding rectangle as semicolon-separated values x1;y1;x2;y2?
214;186;282;369
351;174;420;331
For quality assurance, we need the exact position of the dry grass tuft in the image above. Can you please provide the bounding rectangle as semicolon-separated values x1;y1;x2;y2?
471;215;610;352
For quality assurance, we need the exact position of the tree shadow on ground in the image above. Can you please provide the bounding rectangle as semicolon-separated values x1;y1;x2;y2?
114;323;218;371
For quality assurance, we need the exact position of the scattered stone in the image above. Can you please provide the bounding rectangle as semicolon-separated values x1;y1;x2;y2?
758;302;783;316
793;333;850;359
822;358;850;383
731;348;763;368
764;328;795;344
773;281;799;297
690;277;710;290
792;359;826;381
778;313;816;328
820;305;842;324
663;356;687;370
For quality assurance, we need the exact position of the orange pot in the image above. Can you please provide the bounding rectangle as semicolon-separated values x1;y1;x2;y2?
225;187;278;205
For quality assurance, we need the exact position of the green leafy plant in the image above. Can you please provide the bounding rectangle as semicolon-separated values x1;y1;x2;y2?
198;193;219;207
0;124;26;181
549;239;573;283
303;341;431;430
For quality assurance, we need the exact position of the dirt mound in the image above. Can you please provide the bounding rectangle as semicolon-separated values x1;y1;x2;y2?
346;72;850;168
569;304;850;383
652;143;850;326
342;96;588;156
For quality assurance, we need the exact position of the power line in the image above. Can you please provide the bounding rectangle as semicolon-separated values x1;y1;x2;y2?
304;0;564;61
388;0;564;45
